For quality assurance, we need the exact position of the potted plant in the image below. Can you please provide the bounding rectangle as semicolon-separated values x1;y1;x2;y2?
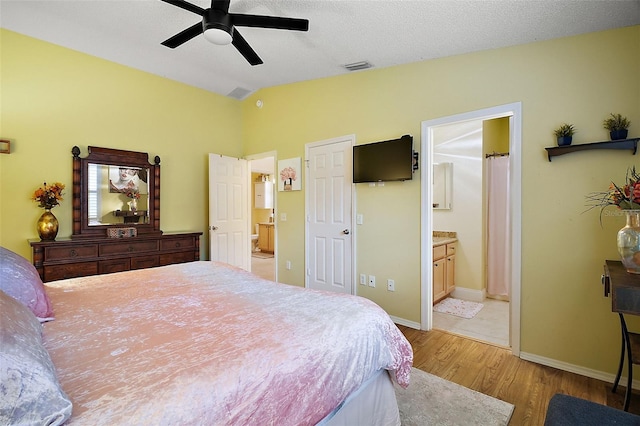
603;113;631;140
553;123;575;146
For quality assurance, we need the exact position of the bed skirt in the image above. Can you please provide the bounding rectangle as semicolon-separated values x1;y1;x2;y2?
319;369;400;426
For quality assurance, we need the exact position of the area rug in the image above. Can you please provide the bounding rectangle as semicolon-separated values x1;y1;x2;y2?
395;367;514;426
433;297;484;319
251;251;274;259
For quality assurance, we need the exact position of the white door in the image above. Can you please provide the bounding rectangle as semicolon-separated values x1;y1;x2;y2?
209;154;250;271
306;136;354;294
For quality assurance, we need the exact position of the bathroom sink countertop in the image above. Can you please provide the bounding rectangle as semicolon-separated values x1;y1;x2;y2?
433;237;457;246
433;231;457;247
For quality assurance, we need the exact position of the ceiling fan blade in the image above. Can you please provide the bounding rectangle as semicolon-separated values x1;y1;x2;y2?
162;22;203;48
231;14;309;31
211;0;230;13
160;0;205;16
231;29;263;66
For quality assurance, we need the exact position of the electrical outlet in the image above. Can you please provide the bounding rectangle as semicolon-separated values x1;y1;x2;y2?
387;279;395;292
368;275;376;287
360;274;367;285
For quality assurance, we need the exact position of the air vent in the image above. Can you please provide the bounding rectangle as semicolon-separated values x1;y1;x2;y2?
342;61;373;72
227;87;253;100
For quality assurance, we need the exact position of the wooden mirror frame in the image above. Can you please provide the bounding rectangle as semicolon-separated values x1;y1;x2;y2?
71;146;161;238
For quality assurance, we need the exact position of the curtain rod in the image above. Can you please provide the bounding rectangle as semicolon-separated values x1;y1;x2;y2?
485;151;509;158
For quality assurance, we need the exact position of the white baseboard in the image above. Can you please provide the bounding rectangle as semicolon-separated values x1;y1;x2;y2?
520;351;640;390
451;287;485;303
391;315;421;330
392;317;634;390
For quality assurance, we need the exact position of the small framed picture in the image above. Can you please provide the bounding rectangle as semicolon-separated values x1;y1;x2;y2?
278;157;302;191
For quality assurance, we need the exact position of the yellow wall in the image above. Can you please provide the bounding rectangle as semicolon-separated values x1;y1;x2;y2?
483;117;510;156
2;26;640;376
0;29;243;260
242;26;640;373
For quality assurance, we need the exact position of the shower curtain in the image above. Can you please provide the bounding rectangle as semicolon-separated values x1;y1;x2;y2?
486;155;511;298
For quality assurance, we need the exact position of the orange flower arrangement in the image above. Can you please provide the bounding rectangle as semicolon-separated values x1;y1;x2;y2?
32;182;65;209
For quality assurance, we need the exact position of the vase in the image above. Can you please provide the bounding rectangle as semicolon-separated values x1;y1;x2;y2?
617;210;640;274
284;178;292;191
37;209;59;241
610;129;629;141
128;198;137;211
556;136;572;146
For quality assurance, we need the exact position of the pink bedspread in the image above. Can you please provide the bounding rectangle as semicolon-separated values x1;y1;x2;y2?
43;261;413;425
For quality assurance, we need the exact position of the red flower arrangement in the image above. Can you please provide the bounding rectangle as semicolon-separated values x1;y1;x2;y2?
586;167;640;216
125;189;140;199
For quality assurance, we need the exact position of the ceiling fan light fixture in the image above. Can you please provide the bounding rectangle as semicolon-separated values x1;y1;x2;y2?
203;11;233;45
203;27;232;45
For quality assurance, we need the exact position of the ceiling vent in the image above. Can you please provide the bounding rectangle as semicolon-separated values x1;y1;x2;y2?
342;61;373;72
227;87;253;100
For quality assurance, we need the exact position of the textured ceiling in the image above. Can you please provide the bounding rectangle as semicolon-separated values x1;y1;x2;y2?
2;0;639;99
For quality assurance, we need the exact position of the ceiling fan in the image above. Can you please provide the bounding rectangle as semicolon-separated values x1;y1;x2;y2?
160;0;309;65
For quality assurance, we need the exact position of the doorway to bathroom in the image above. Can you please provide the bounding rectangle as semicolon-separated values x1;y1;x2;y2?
420;102;522;356
248;153;277;282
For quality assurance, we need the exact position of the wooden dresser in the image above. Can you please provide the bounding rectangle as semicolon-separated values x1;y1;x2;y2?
30;232;202;282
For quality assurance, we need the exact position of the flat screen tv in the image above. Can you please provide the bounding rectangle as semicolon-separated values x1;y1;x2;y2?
353;135;414;183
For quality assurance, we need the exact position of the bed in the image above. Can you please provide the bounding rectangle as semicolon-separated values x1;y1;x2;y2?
0;246;413;425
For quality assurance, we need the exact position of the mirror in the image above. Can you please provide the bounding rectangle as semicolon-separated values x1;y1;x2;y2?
72;146;161;238
88;164;150;226
433;162;452;210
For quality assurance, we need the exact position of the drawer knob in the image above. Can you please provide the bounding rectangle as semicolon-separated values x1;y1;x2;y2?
70;249;78;257
175;242;181;248
128;246;135;252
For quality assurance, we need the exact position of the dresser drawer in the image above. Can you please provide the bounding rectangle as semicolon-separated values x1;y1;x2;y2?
45;244;98;261
44;262;98;281
159;251;195;266
131;255;159;270
99;240;159;256
160;236;196;251
99;258;131;274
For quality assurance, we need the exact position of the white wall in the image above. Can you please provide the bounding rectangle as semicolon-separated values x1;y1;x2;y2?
433;120;484;291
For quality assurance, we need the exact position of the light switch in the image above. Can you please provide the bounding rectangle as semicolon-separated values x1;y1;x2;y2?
280;213;287;221
356;214;363;225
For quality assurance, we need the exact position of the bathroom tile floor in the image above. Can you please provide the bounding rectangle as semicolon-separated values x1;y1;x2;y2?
433;298;510;347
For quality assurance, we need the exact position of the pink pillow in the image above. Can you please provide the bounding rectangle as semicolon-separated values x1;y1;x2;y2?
0;247;53;319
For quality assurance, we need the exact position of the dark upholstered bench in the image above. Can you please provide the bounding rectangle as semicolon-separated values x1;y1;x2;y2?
545;394;640;425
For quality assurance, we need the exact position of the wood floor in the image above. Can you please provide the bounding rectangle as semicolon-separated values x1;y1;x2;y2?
398;325;640;425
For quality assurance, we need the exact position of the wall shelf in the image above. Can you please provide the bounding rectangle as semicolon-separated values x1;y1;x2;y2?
545;138;638;162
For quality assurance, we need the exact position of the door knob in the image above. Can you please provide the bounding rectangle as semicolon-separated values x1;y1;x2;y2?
342;229;350;235
210;225;218;231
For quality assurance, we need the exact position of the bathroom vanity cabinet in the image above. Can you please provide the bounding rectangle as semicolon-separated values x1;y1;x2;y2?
433;240;456;304
258;223;275;253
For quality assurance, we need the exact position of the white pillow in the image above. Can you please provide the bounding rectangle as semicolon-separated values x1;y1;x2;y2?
0;290;72;425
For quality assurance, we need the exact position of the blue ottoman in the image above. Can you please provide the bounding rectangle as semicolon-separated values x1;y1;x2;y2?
545;394;640;425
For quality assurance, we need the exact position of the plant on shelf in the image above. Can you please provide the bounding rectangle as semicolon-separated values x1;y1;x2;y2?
603;113;631;141
553;123;575;146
